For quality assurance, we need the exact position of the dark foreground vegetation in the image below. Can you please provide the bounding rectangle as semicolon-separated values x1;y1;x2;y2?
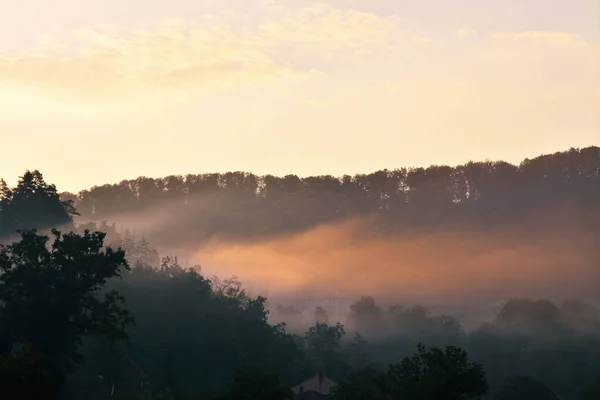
0;146;599;399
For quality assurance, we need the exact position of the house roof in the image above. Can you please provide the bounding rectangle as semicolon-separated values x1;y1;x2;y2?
291;374;337;395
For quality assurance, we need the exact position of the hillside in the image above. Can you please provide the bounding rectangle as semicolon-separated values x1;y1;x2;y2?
58;146;600;247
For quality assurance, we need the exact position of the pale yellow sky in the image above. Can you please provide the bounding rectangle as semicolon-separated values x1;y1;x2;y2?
1;0;599;192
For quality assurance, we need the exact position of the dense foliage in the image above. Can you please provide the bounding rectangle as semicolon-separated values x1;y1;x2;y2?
0;170;77;239
330;344;488;400
1;147;600;400
55;146;600;246
0;228;133;398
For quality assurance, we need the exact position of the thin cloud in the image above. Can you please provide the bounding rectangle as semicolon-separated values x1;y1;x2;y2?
0;20;300;103
259;4;411;50
0;6;415;106
491;31;589;47
456;28;477;38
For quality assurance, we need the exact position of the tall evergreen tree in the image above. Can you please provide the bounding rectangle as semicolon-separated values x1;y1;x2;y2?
0;171;78;239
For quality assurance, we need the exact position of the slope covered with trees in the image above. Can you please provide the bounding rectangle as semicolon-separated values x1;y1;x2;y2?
57;146;600;246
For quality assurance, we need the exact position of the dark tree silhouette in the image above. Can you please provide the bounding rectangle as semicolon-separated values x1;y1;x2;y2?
0;171;78;239
329;366;384;400
216;366;293;400
493;298;564;335
349;297;386;338
380;343;488;400
0;229;133;389
304;322;346;378
50;146;599;247
346;333;369;369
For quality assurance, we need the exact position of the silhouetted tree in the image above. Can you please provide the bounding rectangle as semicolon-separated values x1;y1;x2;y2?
380;343;488;400
493;298;564;335
55;146;599;246
347;333;369;369
304;322;346;378
217;366;293;400
329;366;383;400
0;229;133;390
0;171;78;239
350;296;383;333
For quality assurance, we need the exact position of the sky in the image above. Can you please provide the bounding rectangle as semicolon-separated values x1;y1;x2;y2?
1;0;599;193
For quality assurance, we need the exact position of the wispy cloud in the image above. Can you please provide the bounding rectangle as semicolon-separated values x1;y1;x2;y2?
456;28;477;38
491;30;589;47
0;6;419;107
0;20;298;103
259;4;409;50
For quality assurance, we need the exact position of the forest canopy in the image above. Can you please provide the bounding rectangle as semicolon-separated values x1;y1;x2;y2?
3;146;598;245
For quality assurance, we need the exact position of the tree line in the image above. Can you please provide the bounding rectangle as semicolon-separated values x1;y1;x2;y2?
53;146;600;244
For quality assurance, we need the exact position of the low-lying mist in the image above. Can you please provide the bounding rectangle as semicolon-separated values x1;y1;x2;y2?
190;217;597;299
75;198;600;333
